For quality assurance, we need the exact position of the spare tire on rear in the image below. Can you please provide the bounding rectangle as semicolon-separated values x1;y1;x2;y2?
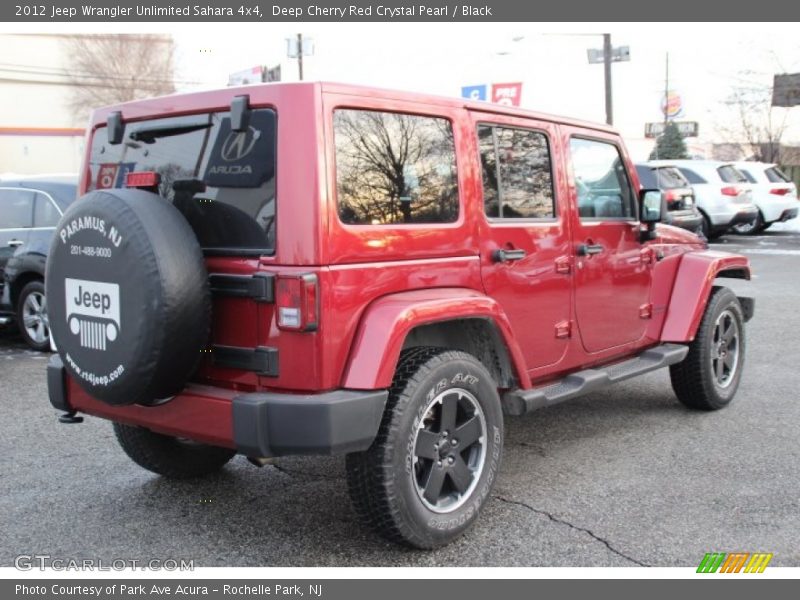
46;189;210;406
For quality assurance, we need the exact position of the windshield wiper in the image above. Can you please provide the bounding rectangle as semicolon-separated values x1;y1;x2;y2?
129;123;211;144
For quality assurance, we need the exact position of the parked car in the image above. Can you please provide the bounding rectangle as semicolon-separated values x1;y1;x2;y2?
635;163;703;235
731;161;798;233
46;83;752;549
649;159;759;239
0;175;77;350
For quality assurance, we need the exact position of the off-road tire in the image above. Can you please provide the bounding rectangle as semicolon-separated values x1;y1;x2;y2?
345;347;504;549
670;286;746;410
113;423;236;479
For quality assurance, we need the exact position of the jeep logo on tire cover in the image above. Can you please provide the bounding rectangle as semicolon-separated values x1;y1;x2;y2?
65;278;120;351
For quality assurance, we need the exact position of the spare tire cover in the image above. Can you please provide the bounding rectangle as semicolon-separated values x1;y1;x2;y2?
46;189;210;406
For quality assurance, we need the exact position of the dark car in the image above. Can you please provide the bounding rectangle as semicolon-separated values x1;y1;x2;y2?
635;164;704;235
0;175;78;350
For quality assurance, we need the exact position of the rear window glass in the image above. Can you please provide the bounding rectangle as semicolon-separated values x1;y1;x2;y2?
334;109;458;225
88;109;276;254
652;167;688;189
635;166;657;189
765;166;790;183
717;165;747;183
678;168;707;184
739;169;757;183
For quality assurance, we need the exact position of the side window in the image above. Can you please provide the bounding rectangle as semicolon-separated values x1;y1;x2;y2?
478;124;556;219
569;138;635;220
334;109;458;225
0;189;35;229
33;194;61;227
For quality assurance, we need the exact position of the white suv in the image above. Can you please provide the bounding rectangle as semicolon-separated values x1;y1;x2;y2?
732;161;798;233
649;160;759;239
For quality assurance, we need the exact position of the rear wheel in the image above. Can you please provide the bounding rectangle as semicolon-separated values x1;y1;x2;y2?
731;211;764;235
700;214;719;240
114;423;236;479
16;280;50;351
345;347;504;548
670;287;745;410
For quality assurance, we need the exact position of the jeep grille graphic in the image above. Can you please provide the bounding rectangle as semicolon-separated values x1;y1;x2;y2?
78;319;107;351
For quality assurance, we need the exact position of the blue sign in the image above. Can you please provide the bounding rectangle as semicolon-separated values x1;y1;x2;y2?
461;84;487;101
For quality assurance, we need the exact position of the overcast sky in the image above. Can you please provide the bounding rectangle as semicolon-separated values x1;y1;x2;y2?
168;23;800;159
6;21;797;160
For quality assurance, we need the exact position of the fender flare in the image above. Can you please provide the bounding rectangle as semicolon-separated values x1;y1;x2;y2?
660;250;751;343
341;288;530;390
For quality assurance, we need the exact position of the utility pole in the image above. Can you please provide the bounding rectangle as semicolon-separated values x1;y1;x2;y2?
603;34;613;125
297;33;304;81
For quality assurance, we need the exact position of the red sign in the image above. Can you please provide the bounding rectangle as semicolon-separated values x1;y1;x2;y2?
96;163;119;189
491;82;522;107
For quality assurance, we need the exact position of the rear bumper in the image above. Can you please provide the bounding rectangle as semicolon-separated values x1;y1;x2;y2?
48;355;388;457
665;211;703;232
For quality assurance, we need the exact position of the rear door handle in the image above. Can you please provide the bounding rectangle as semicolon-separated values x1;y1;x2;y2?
7;239;23;247
576;243;604;256
492;248;527;263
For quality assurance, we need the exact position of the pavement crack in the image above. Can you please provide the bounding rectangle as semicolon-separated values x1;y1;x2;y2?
493;495;650;567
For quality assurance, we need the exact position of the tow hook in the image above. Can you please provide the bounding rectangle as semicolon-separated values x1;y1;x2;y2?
58;411;84;424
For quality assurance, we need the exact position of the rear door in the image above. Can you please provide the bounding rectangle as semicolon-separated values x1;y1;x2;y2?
565;133;652;353
473;113;572;371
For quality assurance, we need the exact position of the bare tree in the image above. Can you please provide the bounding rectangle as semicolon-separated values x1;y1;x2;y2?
719;82;789;163
62;34;176;123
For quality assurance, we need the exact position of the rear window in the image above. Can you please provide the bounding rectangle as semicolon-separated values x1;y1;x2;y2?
88;109;276;254
652;167;688;189
765;166;790;183
739;168;757;183
717;165;748;184
333;109;458;225
678;168;707;185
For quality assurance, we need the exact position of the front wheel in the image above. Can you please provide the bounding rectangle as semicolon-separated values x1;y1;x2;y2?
346;347;504;549
670;287;746;410
114;423;236;479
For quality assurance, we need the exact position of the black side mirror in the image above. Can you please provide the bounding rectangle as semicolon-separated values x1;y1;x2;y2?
639;189;664;242
230;95;251;132
107;111;124;145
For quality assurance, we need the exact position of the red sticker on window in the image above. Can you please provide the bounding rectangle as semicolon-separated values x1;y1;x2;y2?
96;163;119;189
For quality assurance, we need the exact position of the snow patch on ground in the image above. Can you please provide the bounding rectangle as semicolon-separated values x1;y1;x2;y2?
768;219;800;233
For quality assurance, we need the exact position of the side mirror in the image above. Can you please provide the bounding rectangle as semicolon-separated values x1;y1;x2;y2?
640;189;663;223
638;189;664;242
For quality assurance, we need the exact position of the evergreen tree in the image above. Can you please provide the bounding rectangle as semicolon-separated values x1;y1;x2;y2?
649;122;689;160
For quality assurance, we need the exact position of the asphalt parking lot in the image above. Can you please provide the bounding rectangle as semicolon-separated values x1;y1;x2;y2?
1;231;799;568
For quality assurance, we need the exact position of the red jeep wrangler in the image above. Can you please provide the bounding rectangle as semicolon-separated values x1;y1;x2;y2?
46;82;753;549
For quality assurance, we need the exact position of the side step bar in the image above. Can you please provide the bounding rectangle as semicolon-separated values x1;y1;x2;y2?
502;343;689;416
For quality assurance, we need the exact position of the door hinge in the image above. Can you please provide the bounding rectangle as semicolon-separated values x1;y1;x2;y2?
555;320;571;339
640;247;655;265
639;303;653;319
555;255;571;274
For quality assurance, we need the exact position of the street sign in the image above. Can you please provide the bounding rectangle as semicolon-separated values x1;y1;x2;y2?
227;66;263;86
587;45;630;64
461;84;488;101
287;36;314;58
644;121;699;138
772;73;800;107
491;82;522;107
265;65;281;82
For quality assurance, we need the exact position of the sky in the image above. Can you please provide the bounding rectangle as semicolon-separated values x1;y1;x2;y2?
168;22;800;159
2;21;796;162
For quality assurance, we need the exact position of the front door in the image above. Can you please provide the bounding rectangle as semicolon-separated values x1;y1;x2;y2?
565;134;652;353
0;188;34;296
474;114;572;371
